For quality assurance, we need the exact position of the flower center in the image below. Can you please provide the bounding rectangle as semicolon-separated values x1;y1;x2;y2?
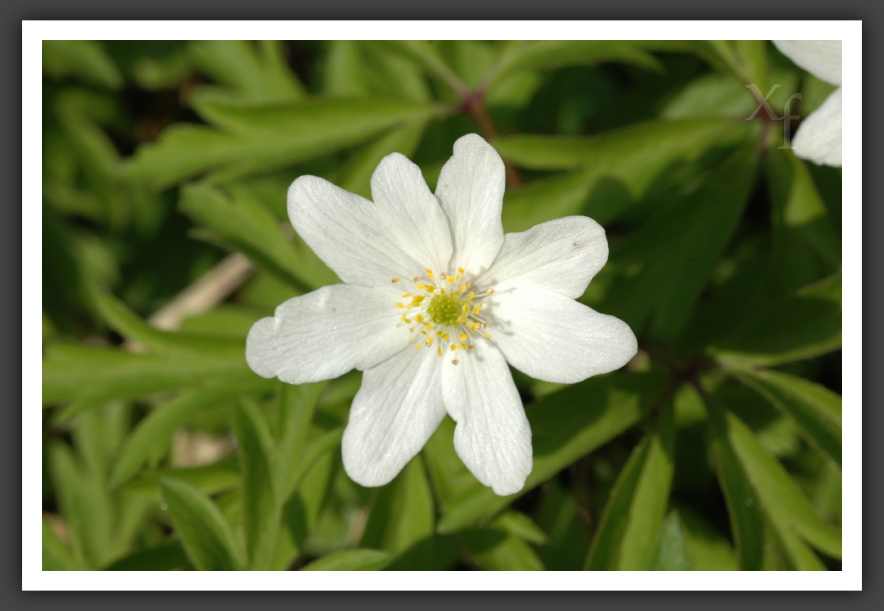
392;268;494;365
426;293;462;327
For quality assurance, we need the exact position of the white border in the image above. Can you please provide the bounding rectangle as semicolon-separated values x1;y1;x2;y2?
26;21;861;590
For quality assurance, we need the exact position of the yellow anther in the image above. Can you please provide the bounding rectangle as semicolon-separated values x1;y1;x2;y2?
458;267;465;274
487;289;494;294
482;333;492;339
401;292;412;298
459;333;467;341
425;338;434;347
426;269;435;279
451;345;457;351
459;343;467;350
437;346;443;356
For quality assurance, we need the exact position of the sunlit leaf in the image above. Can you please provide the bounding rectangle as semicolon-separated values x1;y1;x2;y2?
301;549;393;571
110;388;235;487
160;478;244;571
233;399;280;570
360;457;435;570
736;369;841;468
586;404;675;570
121;98;446;190
497;118;755;231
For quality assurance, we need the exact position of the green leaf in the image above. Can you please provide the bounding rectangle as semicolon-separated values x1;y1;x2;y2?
105;541;191;571
43;40;122;89
701;381;840;567
47;441;122;569
585;404;675;570
323;41;431;102
301;549;393;571
373;41;468;96
765;145;841;293
110;388;235;487
43;342;266;409
121;98;445;190
179;183;334;292
232;399;280;570
483;41;660;93
334;120;429;198
709;272;842;366
646;511;692;571
190;40;305;103
736;369;841;468
359;457;435;570
605;143;759;342
534;481;591;571
497;118;754;231
160;478;244;571
120;456;241;499
494;511;549;546
273;382;324;495
42;516;81;571
94;291;245;358
461;517;545;571
722;409;841;560
708;404;767;570
672;504;737;571
434;372;666;534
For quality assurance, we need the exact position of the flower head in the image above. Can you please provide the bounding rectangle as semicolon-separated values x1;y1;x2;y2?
774;40;842;167
246;134;637;495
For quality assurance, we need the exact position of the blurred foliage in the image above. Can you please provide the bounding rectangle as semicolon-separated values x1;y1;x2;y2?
42;40;842;571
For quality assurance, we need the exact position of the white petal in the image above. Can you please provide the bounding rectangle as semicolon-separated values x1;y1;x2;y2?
245;284;405;384
774;40;841;85
370;153;454;274
477;216;608;299
442;341;532;496
342;346;446;487
435;134;506;275
288;173;449;286
792;88;842;167
488;287;637;384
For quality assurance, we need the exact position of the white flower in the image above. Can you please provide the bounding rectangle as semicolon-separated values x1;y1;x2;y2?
774;40;842;167
246;134;637;496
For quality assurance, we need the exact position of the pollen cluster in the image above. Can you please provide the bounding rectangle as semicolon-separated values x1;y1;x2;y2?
392;268;494;365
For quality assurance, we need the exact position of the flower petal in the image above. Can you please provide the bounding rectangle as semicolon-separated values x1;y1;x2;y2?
792;88;842;167
246;284;405;384
773;40;841;86
288;173;448;286
477;216;608;299
435;134;506;275
370;153;454;274
489;287;637;384
442;341;532;496
342;346;446;487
